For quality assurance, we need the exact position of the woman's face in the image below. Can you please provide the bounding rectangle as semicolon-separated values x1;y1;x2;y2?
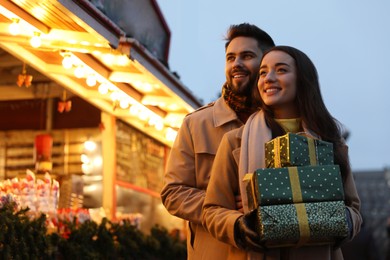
257;50;299;119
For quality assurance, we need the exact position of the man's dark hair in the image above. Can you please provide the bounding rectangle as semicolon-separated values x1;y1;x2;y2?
225;23;275;52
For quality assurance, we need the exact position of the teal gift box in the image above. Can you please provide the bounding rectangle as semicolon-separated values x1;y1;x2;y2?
265;133;334;168
246;165;344;210
256;200;349;248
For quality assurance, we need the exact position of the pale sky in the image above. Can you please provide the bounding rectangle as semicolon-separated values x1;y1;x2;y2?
156;0;390;171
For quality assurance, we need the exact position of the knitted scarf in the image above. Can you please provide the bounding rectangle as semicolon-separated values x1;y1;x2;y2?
222;83;257;115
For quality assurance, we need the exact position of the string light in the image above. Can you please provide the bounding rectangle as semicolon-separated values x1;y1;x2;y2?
1;8;184;143
55;51;175;140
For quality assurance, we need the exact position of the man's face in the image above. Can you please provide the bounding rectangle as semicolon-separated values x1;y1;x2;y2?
225;36;262;95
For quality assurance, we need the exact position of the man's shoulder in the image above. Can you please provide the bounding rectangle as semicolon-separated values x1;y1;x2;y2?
185;101;216;118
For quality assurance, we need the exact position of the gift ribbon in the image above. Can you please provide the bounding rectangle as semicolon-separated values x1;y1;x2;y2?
294;203;310;246
243;173;257;209
289;167;310;246
288;167;303;203
274;137;281;168
307;138;318;166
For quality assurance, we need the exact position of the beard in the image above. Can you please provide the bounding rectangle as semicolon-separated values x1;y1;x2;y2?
226;73;258;97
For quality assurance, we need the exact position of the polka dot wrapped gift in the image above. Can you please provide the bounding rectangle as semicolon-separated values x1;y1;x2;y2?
246;165;345;210
256;200;349;248
265;133;334;168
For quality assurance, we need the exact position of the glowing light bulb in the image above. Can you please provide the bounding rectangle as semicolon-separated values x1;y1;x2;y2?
62;55;73;69
139;110;149;121
116;55;128;66
110;91;120;101
74;66;85;78
129;105;139;115
119;99;129;109
166;128;177;142
9;19;21;35
155;120;164;131
86;74;97;87
30;32;41;48
98;83;109;94
103;53;115;64
93;156;103;167
81;154;90;164
84;140;97;151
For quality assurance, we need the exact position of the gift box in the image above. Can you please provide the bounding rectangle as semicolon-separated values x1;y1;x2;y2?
265;133;334;168
246;165;344;210
256;200;349;248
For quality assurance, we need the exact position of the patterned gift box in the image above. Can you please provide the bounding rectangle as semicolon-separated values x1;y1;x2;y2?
265;133;334;168
256;200;349;248
246;165;344;210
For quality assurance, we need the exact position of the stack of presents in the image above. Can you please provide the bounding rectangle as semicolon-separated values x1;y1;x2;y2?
245;133;349;248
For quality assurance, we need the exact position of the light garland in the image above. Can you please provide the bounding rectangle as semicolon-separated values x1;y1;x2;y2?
1;3;180;143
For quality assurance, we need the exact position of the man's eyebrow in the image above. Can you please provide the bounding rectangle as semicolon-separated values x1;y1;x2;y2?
226;50;256;56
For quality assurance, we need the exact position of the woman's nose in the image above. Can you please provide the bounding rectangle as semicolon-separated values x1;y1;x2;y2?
264;71;275;82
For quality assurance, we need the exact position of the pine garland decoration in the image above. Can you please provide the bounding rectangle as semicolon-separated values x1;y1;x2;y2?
0;201;186;259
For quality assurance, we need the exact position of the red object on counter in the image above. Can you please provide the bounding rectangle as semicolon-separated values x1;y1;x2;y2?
34;134;53;173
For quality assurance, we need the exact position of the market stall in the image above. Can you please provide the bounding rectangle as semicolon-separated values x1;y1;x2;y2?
0;0;200;244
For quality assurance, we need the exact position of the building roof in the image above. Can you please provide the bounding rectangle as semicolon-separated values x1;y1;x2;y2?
0;0;202;145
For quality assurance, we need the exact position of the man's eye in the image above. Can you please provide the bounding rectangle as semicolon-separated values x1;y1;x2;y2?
243;54;254;59
226;56;235;62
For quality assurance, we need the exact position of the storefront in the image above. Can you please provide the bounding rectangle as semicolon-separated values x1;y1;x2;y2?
0;0;201;234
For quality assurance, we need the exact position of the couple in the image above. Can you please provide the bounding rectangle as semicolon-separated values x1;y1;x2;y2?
161;23;362;260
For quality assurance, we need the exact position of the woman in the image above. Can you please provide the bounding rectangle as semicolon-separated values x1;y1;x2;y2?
202;46;362;259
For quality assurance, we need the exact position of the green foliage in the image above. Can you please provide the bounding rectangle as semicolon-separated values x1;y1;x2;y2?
0;204;186;260
0;201;55;259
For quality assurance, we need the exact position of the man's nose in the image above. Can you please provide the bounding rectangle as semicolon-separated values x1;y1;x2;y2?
232;57;243;68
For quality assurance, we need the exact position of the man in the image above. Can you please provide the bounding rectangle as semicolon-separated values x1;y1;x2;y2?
161;23;275;259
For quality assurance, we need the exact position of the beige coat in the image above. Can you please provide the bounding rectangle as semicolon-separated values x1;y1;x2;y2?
203;118;362;260
161;97;245;260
